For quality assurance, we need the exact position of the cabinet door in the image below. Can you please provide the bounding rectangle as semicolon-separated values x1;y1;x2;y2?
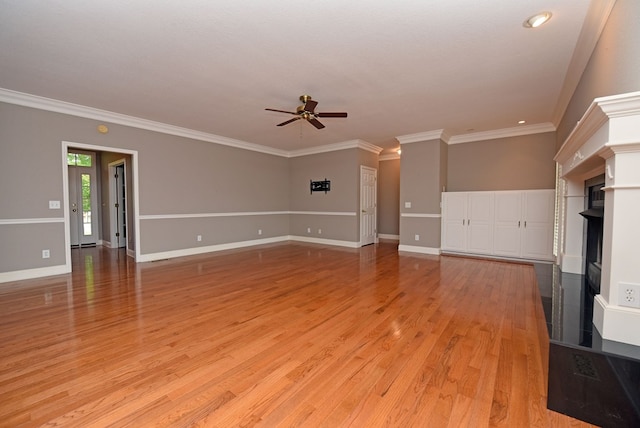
521;190;555;260
493;192;522;257
442;193;467;251
467;192;494;254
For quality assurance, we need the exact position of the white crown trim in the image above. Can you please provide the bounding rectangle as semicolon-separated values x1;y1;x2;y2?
397;129;447;145
288;139;382;157
448;122;556;145
0;88;291;157
0;88;386;158
379;153;400;161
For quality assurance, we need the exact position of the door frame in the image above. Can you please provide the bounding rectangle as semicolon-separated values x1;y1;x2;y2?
62;141;140;271
108;159;128;250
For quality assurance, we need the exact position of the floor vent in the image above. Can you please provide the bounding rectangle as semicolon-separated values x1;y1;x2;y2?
572;353;600;380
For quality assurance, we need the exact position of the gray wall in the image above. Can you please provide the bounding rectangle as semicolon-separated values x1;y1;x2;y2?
289;147;376;243
0;102;291;274
378;158;400;236
447;132;556;192
399;139;446;249
557;0;640;147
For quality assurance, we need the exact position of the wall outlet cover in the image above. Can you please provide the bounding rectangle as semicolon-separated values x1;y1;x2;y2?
619;282;640;308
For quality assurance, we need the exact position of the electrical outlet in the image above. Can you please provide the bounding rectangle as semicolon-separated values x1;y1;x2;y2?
42;249;50;259
48;200;60;209
619;282;640;308
414;234;420;241
405;202;412;208
307;227;311;234
258;229;262;235
196;235;202;242
318;229;322;235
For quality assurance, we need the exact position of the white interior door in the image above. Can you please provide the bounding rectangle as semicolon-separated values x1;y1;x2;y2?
360;166;377;246
68;151;98;247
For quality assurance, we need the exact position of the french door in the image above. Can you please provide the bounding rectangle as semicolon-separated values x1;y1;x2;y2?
68;151;98;247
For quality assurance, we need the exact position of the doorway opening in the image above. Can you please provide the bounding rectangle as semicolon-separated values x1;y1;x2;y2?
62;141;139;272
109;160;128;249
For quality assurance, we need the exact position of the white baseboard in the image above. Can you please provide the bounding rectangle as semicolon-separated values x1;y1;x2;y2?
289;235;359;248
398;245;441;255
559;252;584;274
1;236;361;282
0;265;70;284
593;294;640;346
136;236;290;262
378;234;400;240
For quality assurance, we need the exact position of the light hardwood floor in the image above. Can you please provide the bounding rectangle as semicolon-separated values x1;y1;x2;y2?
0;242;593;427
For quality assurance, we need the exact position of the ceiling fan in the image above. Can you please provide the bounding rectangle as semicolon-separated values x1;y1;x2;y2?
265;95;347;129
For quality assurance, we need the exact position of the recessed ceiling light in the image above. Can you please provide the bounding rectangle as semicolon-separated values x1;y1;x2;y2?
518;120;526;124
523;11;552;28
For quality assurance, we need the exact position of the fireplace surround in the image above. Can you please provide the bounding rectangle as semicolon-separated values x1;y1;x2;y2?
554;90;640;347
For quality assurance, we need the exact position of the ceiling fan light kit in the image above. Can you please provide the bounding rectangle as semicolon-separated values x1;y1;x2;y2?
266;95;347;130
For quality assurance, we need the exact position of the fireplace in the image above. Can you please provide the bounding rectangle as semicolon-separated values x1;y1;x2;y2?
580;175;605;295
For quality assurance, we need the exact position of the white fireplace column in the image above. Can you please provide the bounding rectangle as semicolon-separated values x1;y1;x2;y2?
555;91;640;347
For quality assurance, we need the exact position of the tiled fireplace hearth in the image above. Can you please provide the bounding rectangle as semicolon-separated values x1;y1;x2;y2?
555;90;640;348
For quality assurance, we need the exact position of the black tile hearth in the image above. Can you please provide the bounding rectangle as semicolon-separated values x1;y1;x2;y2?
535;264;640;427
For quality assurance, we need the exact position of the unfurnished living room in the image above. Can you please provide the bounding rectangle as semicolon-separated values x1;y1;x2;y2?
1;1;639;426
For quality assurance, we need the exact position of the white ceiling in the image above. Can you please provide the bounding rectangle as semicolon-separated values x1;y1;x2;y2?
0;1;607;154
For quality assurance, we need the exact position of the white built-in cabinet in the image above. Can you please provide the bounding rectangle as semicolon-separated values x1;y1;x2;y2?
441;192;494;254
442;189;555;261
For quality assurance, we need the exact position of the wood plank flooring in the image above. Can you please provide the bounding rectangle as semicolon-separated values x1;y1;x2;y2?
0;242;594;427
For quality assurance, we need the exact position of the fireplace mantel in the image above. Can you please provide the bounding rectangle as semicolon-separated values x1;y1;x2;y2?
555;90;640;347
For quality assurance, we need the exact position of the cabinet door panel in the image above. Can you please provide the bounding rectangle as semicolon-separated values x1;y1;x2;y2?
493;192;522;257
521;190;555;259
468;223;493;253
467;193;494;254
443;222;467;251
521;223;554;260
524;191;555;223
442;193;467;251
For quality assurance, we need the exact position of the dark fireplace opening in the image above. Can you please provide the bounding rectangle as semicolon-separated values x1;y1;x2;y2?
580;175;605;295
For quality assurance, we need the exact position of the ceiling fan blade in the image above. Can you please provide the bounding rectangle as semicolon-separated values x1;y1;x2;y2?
308;118;325;129
317;112;348;118
277;117;302;127
265;108;298;115
304;99;318;113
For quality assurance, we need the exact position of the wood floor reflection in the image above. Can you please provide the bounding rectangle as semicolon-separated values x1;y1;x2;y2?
0;242;593;427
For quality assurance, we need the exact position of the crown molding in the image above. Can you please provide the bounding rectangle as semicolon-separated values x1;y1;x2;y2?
0;88;291;157
448;122;556;145
396;129;448;145
551;0;617;127
379;153;400;161
287;139;382;158
0;88;387;159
